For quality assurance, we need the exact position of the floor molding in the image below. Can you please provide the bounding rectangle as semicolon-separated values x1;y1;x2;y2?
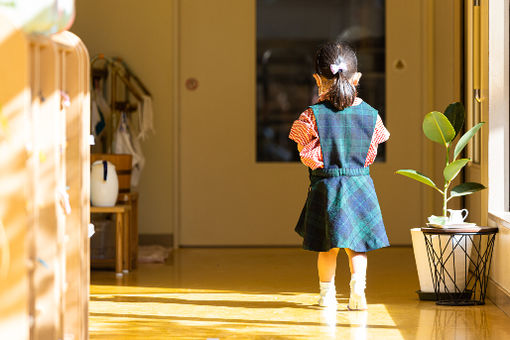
487;278;510;317
139;233;173;248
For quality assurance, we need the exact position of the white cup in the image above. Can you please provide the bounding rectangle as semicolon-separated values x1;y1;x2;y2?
447;209;469;224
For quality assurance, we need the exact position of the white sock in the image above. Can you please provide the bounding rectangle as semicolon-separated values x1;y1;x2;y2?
348;273;367;310
318;277;337;307
320;280;335;291
350;273;366;295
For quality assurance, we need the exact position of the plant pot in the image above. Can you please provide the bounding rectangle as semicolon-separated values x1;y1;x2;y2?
410;228;472;299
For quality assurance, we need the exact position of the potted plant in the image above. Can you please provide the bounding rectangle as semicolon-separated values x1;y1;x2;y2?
395;102;486;298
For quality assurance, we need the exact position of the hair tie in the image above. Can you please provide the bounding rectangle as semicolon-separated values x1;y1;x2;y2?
330;62;347;75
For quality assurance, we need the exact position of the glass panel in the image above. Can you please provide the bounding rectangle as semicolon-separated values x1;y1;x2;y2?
256;0;386;163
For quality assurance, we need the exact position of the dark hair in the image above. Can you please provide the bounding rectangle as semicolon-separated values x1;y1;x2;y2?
315;42;358;110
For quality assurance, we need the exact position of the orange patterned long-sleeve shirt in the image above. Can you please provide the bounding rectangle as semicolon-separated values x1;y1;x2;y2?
288;98;390;169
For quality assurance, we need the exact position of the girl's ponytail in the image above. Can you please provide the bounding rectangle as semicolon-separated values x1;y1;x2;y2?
315;42;358;111
330;72;356;111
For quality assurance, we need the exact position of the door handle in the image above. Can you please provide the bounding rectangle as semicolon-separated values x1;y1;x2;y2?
185;78;199;91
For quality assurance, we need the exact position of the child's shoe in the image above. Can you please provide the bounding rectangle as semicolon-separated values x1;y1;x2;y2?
347;273;367;310
318;279;337;307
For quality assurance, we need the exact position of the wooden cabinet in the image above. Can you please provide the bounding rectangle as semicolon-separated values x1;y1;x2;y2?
0;15;91;340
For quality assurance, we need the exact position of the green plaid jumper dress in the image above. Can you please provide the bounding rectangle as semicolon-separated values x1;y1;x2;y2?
295;101;390;252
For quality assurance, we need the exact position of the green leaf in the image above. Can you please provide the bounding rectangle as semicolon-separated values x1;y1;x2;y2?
395;169;439;189
453;122;485;159
450;182;486;198
423;111;456;146
443;102;465;138
443;158;470;182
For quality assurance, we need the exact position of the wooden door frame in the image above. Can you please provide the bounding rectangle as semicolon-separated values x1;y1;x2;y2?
172;0;181;249
465;0;492;225
464;0;510;223
486;0;510;214
422;0;464;218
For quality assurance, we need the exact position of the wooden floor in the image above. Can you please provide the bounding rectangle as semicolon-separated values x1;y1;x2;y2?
90;247;510;339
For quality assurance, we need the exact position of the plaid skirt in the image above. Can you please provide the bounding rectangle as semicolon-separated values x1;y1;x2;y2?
295;167;390;252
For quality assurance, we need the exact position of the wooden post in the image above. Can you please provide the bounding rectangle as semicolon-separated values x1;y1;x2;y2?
0;14;31;340
115;212;124;276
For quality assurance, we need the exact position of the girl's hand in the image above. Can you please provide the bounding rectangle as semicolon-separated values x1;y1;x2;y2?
297;144;304;153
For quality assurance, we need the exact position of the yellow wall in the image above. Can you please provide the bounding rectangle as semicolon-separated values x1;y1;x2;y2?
71;0;175;235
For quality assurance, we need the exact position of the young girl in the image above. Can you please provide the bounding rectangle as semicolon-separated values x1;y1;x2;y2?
289;42;390;310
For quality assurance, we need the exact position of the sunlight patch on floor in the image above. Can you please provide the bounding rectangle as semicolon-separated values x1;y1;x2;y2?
90;286;403;339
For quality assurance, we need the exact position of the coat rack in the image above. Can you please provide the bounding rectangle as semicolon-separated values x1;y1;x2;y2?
90;55;152;153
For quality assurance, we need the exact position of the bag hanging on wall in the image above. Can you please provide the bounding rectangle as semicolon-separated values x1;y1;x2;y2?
113;112;145;188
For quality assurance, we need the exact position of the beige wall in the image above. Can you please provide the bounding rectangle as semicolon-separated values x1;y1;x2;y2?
71;0;175;235
70;0;463;240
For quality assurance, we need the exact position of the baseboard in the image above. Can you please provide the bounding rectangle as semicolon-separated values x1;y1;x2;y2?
139;233;173;248
176;244;413;249
179;244;302;248
487;278;510;317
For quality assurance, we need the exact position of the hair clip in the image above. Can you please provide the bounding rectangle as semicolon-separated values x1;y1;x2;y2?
330;62;347;75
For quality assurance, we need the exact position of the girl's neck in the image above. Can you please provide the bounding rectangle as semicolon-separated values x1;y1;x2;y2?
318;94;362;107
352;97;362;106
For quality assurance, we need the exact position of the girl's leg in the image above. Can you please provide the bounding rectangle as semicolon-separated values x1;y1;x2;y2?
345;248;367;276
318;247;340;282
344;248;368;310
317;248;340;307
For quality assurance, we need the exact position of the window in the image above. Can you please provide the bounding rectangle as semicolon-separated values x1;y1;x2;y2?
256;0;386;163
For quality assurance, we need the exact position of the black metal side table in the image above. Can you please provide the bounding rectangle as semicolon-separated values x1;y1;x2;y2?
421;226;498;306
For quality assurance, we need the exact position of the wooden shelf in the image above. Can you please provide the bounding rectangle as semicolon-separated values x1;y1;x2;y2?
91;205;131;213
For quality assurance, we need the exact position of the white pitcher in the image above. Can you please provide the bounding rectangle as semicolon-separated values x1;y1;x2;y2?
91;160;119;207
447;209;469;224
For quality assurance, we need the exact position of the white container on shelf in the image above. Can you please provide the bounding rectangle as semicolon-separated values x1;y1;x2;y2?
90;160;118;207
